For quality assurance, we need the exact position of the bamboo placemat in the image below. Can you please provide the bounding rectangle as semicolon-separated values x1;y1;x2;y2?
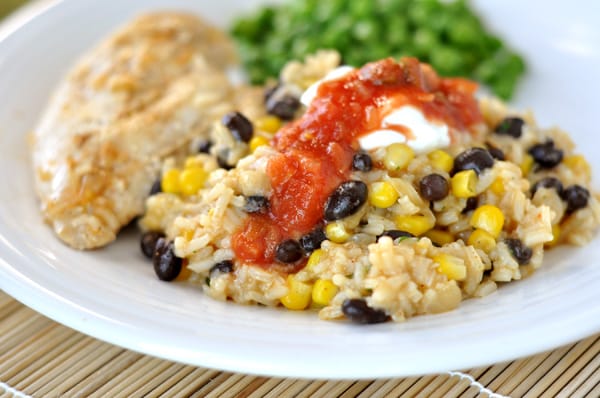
0;291;598;398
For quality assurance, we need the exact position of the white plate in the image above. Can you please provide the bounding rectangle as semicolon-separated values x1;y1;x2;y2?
0;0;599;379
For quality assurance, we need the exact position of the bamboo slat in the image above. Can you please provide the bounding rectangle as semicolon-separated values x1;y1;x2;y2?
0;291;598;398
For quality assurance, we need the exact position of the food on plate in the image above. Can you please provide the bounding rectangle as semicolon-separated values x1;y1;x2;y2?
138;50;599;323
231;0;525;99
31;13;241;249
32;12;598;324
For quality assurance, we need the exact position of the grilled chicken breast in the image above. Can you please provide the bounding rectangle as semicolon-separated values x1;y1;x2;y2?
32;12;238;249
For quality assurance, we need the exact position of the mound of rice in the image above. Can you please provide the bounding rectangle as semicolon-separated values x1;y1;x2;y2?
139;51;600;323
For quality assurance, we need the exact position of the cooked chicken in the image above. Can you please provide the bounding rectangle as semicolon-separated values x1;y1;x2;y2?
32;12;239;249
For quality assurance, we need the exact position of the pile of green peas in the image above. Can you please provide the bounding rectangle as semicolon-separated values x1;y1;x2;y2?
231;0;525;100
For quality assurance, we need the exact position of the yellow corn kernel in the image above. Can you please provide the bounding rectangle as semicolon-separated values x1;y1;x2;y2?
520;154;534;176
179;167;208;196
369;181;399;208
427;149;454;173
306;249;323;271
394;215;434;236
545;224;561;248
490;178;505;195
175;264;192;282
384;143;414;172
184;156;203;169
470;204;505;238
325;222;350;243
434;253;467;281
467;228;497;252
255;115;282;134
451;169;478;198
563;154;591;176
425;229;454;246
161;168;181;194
311;279;338;306
281;275;312;310
183;229;195;240
249;136;270;153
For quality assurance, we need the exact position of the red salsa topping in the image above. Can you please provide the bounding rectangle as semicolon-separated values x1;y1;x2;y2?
232;58;482;267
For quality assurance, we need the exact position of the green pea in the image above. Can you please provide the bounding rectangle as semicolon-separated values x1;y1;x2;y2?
344;52;363;67
448;21;482;46
231;19;261;41
506;53;526;75
413;28;439;56
384;20;409;48
407;0;440;25
474;59;497;82
349;2;375;18
376;0;410;13
430;46;465;76
483;34;503;54
256;7;275;26
428;12;452;34
291;39;311;58
265;36;287;54
371;45;392;60
315;0;345;22
352;20;380;42
237;41;260;64
491;78;518;100
322;32;344;50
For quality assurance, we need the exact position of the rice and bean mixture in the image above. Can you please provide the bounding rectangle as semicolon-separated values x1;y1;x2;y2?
139;51;600;324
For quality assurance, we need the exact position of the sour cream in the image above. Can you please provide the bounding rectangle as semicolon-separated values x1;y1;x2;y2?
300;66;355;107
301;66;451;154
358;106;450;153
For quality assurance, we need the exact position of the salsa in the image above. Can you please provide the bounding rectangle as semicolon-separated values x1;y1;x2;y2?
232;58;482;267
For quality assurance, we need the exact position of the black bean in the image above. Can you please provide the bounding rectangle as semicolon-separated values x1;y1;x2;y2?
462;197;478;214
419;173;449;201
124;217;140;230
494;117;525;138
266;95;300;120
341;299;390;324
531;177;563;196
217;151;233;170
528;140;563;169
452;147;495;175
149;179;162;196
377;230;414;242
352;152;373;172
210;260;234;274
197;140;213;154
244;196;269;214
275;239;304;263
222;111;254;143
140;231;165;259
264;83;280;103
505;238;533;265
561;185;590;214
153;238;182;281
486;144;505;160
299;228;326;253
324;181;368;221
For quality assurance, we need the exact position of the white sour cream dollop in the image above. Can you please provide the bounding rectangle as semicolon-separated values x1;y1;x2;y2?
301;66;451;154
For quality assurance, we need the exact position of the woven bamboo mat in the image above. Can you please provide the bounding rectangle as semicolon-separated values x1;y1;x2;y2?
0;291;598;398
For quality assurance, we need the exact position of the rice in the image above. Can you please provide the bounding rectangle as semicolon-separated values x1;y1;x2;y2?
139;51;600;324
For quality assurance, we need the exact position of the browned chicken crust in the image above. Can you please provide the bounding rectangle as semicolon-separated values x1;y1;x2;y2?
32;12;238;249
